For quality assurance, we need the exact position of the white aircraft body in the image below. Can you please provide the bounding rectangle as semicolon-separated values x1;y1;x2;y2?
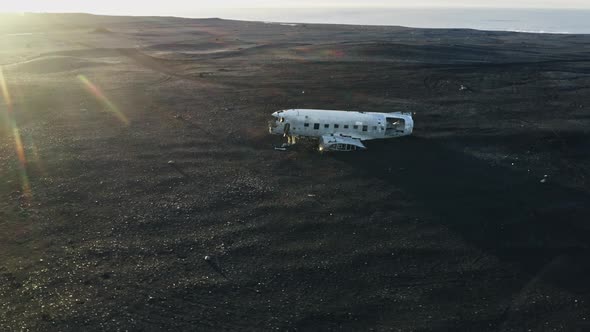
269;109;413;151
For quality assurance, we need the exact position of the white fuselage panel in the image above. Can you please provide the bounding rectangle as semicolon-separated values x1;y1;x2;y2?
269;109;413;141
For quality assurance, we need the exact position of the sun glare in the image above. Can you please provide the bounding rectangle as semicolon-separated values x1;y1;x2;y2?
0;67;32;200
77;75;129;126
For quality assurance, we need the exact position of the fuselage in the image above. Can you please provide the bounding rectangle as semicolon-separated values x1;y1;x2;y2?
269;109;413;140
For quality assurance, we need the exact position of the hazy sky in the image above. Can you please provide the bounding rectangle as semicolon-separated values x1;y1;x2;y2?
1;0;589;14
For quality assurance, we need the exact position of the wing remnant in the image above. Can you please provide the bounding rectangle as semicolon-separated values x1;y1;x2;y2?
319;134;366;152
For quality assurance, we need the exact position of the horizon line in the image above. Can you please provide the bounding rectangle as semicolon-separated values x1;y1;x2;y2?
1;6;590;15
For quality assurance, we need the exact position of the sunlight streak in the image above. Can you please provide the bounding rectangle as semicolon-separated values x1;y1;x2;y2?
1;66;32;199
77;74;129;125
12;126;32;197
0;68;12;108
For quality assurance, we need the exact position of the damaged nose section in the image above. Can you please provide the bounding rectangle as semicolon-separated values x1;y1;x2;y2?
268;119;278;134
269;110;285;134
268;114;281;134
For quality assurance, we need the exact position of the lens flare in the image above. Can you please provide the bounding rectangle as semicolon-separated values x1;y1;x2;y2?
77;74;129;125
1;66;32;199
0;68;12;107
11;126;31;197
321;49;345;58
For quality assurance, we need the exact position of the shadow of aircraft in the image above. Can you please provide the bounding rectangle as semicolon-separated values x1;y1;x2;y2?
335;135;590;293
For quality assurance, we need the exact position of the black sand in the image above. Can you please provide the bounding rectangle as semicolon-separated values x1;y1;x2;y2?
1;13;589;331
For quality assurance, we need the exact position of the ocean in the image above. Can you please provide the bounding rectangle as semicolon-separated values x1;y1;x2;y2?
184;8;590;34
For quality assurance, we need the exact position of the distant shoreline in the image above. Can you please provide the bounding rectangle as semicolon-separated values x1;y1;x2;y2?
1;9;589;34
205;8;590;34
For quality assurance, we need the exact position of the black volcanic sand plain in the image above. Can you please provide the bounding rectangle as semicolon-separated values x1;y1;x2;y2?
1;13;590;331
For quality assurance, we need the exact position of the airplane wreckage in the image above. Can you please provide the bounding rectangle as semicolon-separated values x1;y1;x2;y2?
269;109;413;152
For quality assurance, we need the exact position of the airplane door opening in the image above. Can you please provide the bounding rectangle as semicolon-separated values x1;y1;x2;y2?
385;117;405;136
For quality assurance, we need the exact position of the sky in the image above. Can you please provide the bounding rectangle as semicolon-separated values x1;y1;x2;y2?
1;0;589;15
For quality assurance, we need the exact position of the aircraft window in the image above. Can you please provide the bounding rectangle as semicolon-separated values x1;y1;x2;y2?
304;123;309;127
324;124;329;128
314;123;320;130
334;124;339;128
344;125;349;129
362;125;368;131
353;125;358;130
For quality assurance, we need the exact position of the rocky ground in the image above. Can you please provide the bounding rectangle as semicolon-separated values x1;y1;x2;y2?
1;13;589;331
